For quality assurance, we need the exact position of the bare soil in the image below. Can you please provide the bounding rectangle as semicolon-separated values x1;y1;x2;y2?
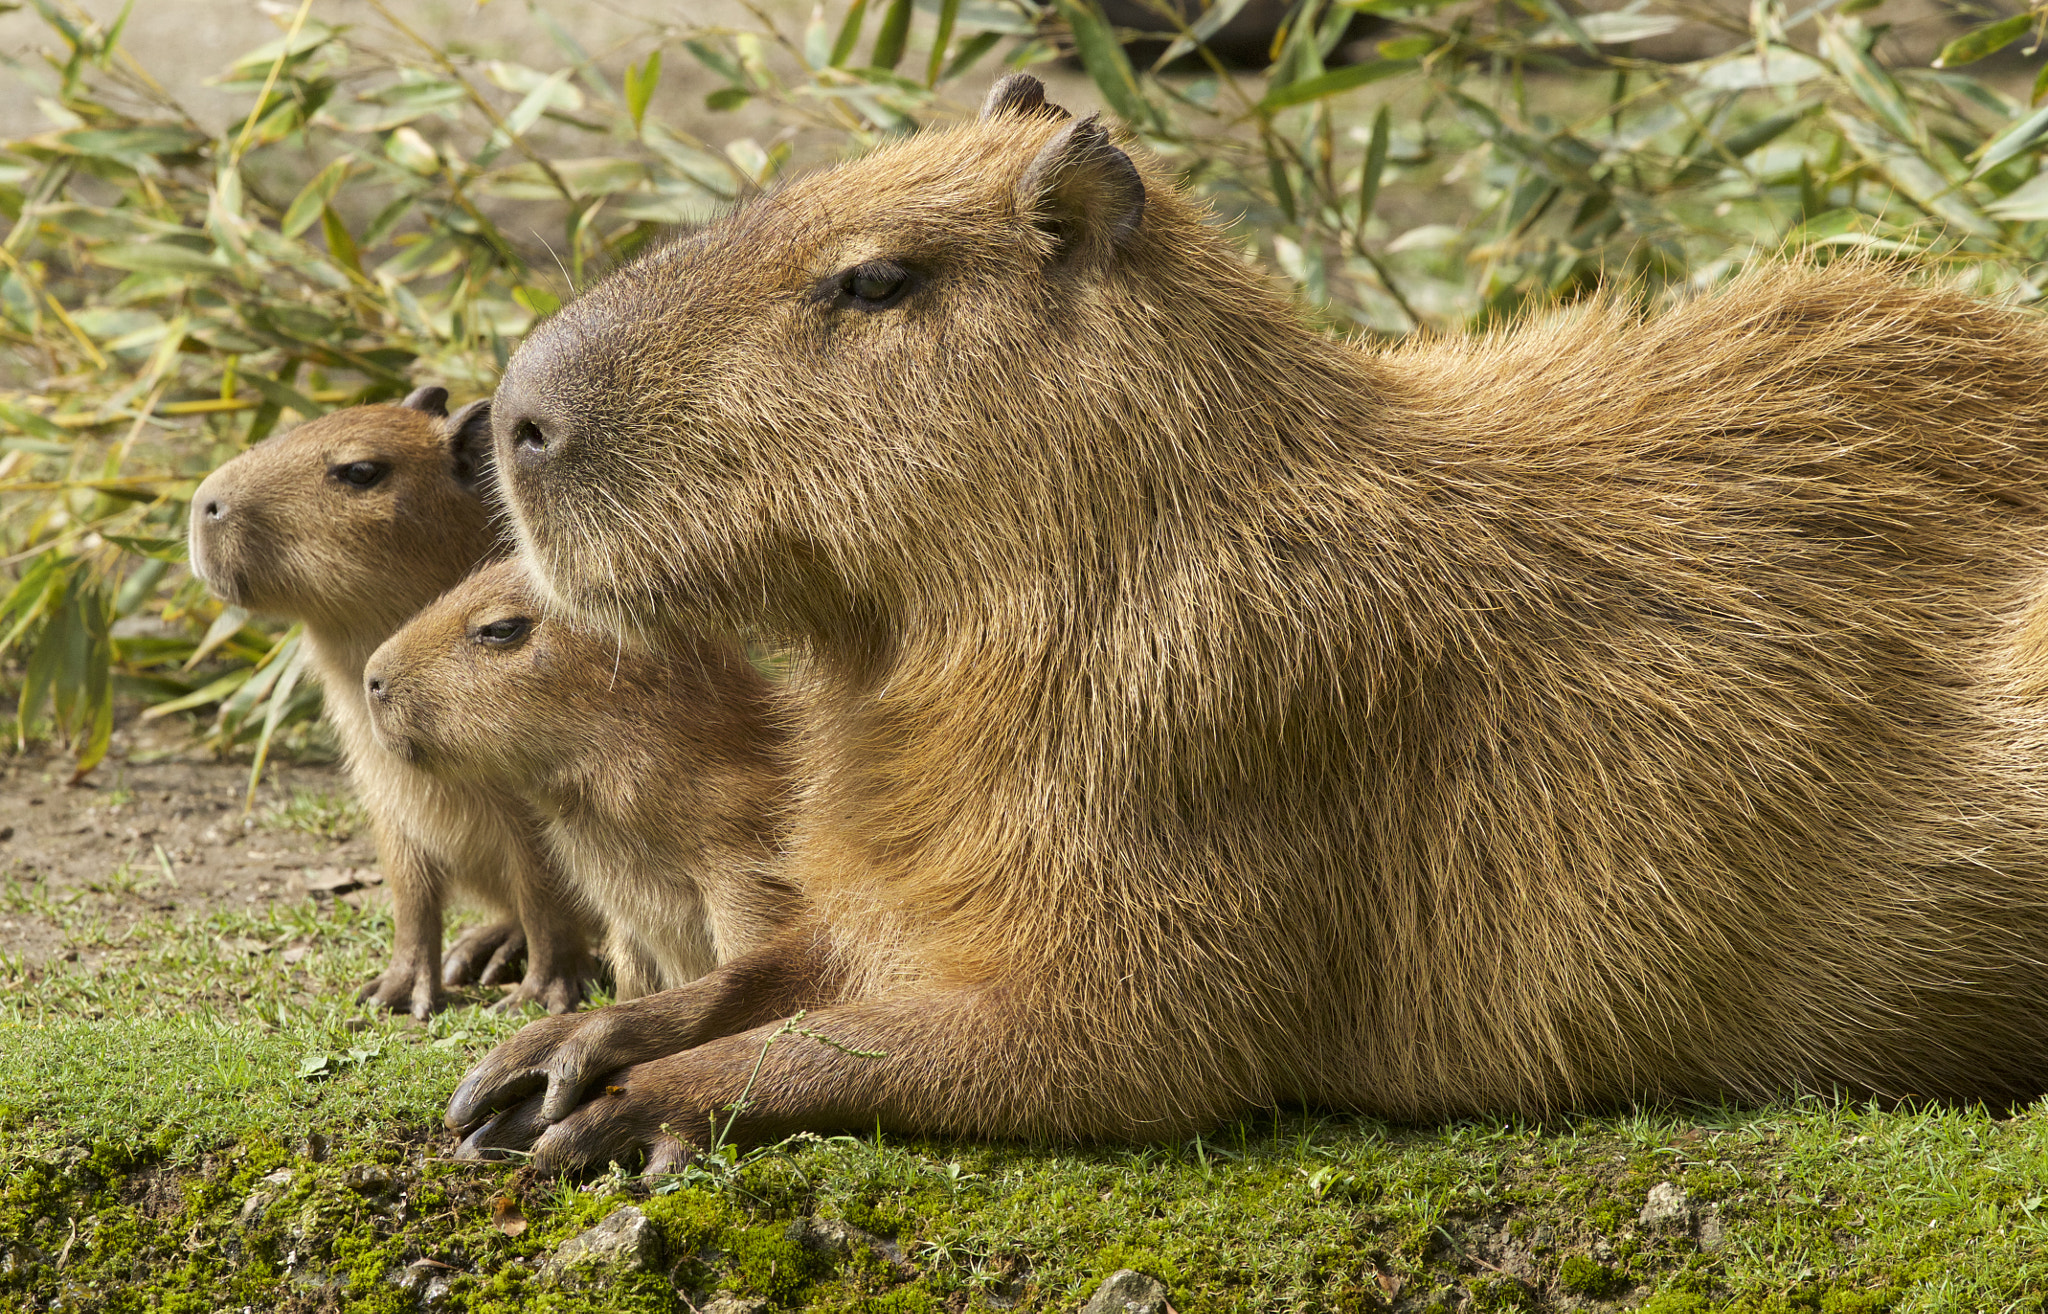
0;719;378;972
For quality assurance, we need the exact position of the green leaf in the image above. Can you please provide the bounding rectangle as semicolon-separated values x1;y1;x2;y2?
1157;0;1257;66
281;157;352;238
1934;13;2031;69
500;69;573;141
1355;103;1390;235
1055;0;1148;125
1376;34;1434;59
103;534;187;561
90;243;221;276
706;87;752;112
1532;0;1596;55
237;373;323;420
246;628;307;807
514;285;562;317
1975;99;2048;177
1820;20;1924;149
142;667;252;720
1258;59;1413;112
625;48;662;131
684;39;744;82
926;0;961;86
942;30;1003;82
0;398;72;445
871;0;913;71
318;204;361;276
830;0;871;67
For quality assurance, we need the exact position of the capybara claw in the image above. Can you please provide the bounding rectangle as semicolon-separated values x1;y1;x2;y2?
455;1093;551;1159
444;920;525;987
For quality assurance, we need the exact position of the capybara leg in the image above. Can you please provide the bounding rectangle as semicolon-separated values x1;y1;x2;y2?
445;930;834;1144
443;919;524;987
499;993;1068;1176
604;926;662;1003
357;846;445;1020
492;860;598;1016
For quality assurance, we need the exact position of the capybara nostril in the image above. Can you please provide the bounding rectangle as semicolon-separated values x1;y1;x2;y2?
510;416;551;465
365;674;387;700
203;498;226;521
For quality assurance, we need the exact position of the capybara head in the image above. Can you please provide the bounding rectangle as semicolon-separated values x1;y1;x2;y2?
362;557;764;782
189;388;500;641
489;75;1311;641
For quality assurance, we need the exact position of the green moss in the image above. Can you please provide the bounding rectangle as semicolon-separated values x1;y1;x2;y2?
1639;1292;1713;1314
1557;1252;1626;1297
722;1221;820;1304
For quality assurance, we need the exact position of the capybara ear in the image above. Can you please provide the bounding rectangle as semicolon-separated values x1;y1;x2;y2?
980;74;1069;122
1016;113;1145;261
401;384;451;418
446;398;494;492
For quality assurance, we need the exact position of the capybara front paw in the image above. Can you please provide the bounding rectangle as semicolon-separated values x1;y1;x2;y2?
528;1072;704;1177
452;1091;552;1160
358;959;443;1021
443;920;526;987
446;1006;663;1134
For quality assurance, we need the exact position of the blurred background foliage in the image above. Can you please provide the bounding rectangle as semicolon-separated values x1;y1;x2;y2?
1;0;2046;787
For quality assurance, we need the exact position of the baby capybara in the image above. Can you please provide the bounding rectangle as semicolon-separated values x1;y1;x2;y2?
363;558;795;1000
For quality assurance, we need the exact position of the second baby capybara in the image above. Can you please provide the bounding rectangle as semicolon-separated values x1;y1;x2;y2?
447;75;2048;1171
362;558;796;1000
188;389;597;1018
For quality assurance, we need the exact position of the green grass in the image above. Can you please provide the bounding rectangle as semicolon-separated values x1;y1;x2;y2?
2;897;2047;1312
263;787;368;843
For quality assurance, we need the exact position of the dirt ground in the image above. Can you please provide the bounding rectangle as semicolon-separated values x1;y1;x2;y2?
0;720;379;972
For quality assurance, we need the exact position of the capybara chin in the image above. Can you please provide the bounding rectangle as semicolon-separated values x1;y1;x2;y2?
447;73;2048;1172
362;558;796;1000
188;390;597;1019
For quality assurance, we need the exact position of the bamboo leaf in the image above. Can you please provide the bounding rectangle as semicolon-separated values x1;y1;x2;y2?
246;628;308;807
1934;13;2031;69
871;0;914;70
1055;0;1149;125
1821;20;1925;149
0;398;72;445
183;604;252;672
625;49;662;131
318;204;362;276
1158;0;1257;66
1532;0;1597;55
1355;104;1390;238
926;0;961;87
142;666;253;721
830;0;871;67
1259;60;1413;112
1975;98;2048;177
281;157;353;238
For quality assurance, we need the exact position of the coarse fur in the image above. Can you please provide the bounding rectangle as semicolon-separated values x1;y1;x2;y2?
361;558;798;999
188;394;597;1018
446;77;2048;1171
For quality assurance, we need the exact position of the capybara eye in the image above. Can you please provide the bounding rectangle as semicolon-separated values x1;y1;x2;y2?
331;460;389;489
841;261;910;310
473;617;533;647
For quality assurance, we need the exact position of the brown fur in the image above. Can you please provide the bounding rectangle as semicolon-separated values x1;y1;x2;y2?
188;393;597;1018
361;558;797;999
446;77;2048;1171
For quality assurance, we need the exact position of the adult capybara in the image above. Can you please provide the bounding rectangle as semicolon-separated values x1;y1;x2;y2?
188;390;597;1018
361;558;796;1000
446;74;2048;1172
